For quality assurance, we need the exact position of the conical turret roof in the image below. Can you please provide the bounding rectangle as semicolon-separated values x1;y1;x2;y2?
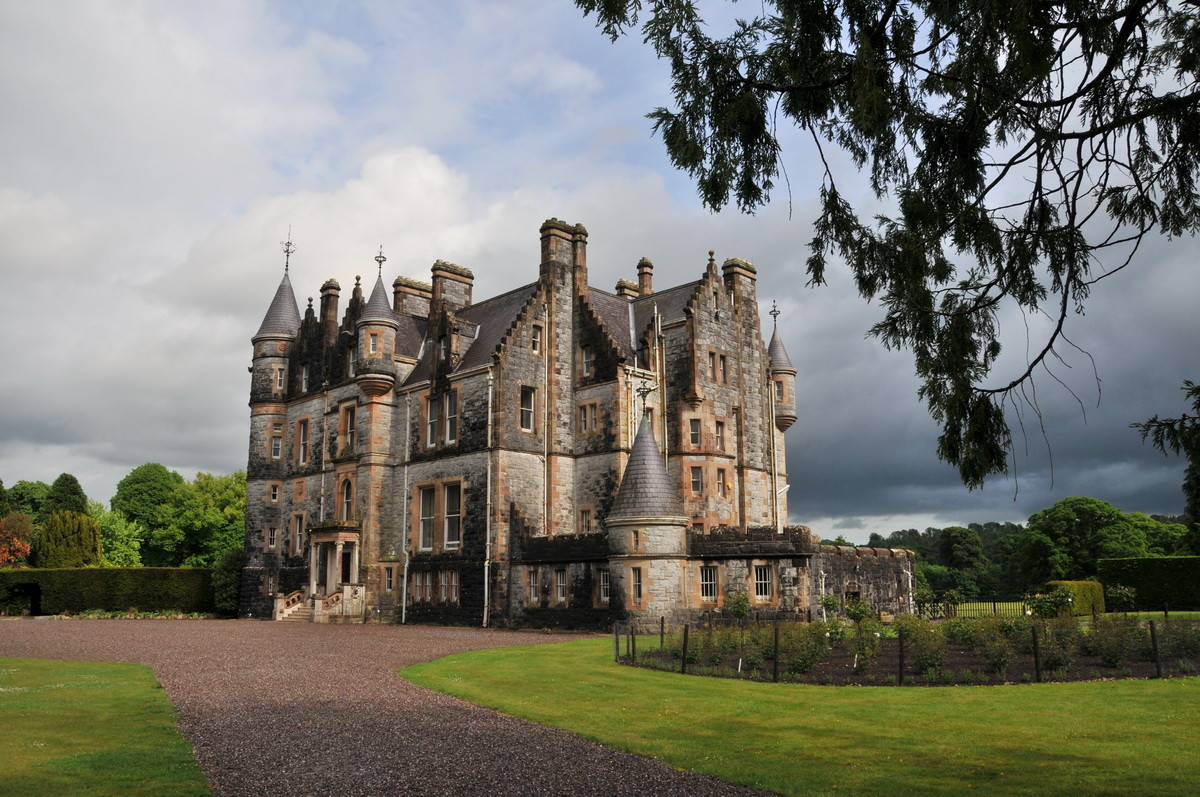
768;327;796;372
254;272;302;339
359;275;397;326
607;417;685;520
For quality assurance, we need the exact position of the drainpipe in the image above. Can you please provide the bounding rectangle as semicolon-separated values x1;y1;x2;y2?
400;393;411;624
769;389;779;533
483;367;494;627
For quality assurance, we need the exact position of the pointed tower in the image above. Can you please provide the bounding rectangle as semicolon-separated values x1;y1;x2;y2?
768;303;797;432
355;249;398;398
605;415;690;628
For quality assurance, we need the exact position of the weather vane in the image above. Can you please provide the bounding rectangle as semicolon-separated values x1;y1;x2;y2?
770;300;780;330
635;379;654;416
281;226;296;273
375;246;386;276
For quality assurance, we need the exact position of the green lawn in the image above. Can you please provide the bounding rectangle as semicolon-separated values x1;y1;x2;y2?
0;658;209;796
402;638;1200;796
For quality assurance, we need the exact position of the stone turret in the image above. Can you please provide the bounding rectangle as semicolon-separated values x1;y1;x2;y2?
606;417;689;627
251;271;300;404
768;317;797;432
356;268;398;398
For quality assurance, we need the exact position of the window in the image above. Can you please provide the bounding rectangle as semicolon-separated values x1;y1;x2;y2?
692;521;705;533
384;567;394;593
717;468;727;497
599;570;610;603
448;570;460;603
297;420;309;465
444;391;458;443
271;424;282;459
581;345;594;377
266;527;277;549
369;333;378;354
579;509;592;534
520;386;536;431
276;368;286;391
439;572;448;602
346;349;355;377
444;484;461;550
345;405;356;451
427;395;440;447
531;324;542;354
689;419;701;446
715;421;725;451
439;337;450;361
270;484;279;503
578;403;597;433
775;380;784;400
419;487;435;550
340;479;353;521
719;355;728;384
701;566;718;601
755;565;773;601
300;364;309;392
690;466;703;494
291;514;304;554
412;572;431;602
528;567;539;603
708;351;717;380
555;568;567;604
631;567;643;604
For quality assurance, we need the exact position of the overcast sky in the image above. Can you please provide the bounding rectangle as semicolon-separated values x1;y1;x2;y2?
2;1;1196;543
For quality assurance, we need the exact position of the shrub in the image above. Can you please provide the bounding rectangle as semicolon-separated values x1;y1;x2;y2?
941;616;977;645
895;615;945;674
1039;616;1080;671
1088;614;1145;667
1027;586;1075;618
969;617;1015;675
780;622;831;674
818;593;840;616
1105;583;1138;613
0;567;214;614
1047;580;1106;615
1157;622;1200;659
845;598;873;623
850;618;884;673
725;591;751;619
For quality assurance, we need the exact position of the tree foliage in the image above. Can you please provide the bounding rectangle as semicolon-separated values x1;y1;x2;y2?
44;473;88;517
146;471;246;568
86;500;143;568
8;481;50;524
1133;380;1200;529
0;512;33;566
578;0;1200;485
112;463;185;529
31;510;102;568
0;479;9;518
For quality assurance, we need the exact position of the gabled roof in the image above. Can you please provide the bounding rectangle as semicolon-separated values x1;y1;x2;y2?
401;282;540;387
586;287;637;363
607;417;685;520
768;327;796;372
254;272;302;339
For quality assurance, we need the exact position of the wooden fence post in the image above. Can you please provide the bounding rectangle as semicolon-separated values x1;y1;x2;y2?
1150;620;1162;679
1031;625;1042;683
681;624;690;675
613;624;620;663
631;630;637;666
898;629;906;687
660;615;665;648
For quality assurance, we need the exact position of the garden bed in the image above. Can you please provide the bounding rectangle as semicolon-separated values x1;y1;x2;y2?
625;615;1200;686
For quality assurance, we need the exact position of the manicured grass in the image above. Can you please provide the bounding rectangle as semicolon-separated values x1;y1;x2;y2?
0;658;209;796
402;638;1200;796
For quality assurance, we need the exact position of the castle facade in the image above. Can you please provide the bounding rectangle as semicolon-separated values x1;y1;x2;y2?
240;219;913;627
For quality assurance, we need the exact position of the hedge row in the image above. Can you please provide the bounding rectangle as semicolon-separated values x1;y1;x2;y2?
0;568;214;614
1046;580;1106;615
1097;557;1200;610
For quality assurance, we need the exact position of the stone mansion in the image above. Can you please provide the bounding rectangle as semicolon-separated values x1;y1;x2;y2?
239;219;913;626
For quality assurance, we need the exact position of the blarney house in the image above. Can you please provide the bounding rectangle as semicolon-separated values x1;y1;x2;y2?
239;219;914;627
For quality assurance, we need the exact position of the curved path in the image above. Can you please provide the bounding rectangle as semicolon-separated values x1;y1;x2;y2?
0;619;768;796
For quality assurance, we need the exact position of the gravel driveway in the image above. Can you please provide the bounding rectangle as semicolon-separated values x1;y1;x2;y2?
0;619;769;796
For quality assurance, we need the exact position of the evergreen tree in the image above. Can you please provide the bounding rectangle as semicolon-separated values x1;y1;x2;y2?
0;478;9;517
43;473;88;516
86;500;143;567
8;481;51;524
31;510;102;568
111;463;184;529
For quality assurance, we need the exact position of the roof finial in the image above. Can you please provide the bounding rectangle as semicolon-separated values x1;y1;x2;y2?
635;379;654;417
375;246;386;277
770;300;781;330
281;226;296;273
707;250;716;269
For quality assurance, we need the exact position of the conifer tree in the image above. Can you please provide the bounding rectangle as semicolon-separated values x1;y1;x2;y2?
31;510;102;568
0;478;9;517
44;473;88;516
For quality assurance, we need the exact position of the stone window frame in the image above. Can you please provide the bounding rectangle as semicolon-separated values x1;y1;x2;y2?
519;385;537;432
300;364;310;393
689;418;702;447
715;420;725;451
708;351;717;381
577;401;599;435
719;354;728;384
269;483;280;504
531;324;543;355
443;483;462;550
690;466;704;495
384;566;394;593
411;571;432;603
338;402;357;454
528;566;539;604
580;345;595;379
426;393;441;448
631;566;644;606
270;423;283;460
418;486;436;551
339;477;355;521
578;506;593;534
447;570;460;604
554;568;568;605
275;367;286;392
295;417;312;467
599;569;610;604
291;512;305;555
754;564;774;602
700;565;718;602
265;527;278;551
775;379;785;401
369;333;379;355
444;390;458;444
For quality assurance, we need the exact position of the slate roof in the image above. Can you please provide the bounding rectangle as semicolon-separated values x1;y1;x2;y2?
607;417;686;520
359;275;396;325
768;327;795;372
254;272;302;339
630;280;701;344
587;287;637;363
400;282;539;386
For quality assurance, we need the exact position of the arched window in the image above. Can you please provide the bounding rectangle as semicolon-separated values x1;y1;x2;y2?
341;480;354;521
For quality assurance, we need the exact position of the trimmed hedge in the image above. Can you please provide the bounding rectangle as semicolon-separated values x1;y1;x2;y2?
0;568;214;614
1047;580;1106;616
1097;557;1200;611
